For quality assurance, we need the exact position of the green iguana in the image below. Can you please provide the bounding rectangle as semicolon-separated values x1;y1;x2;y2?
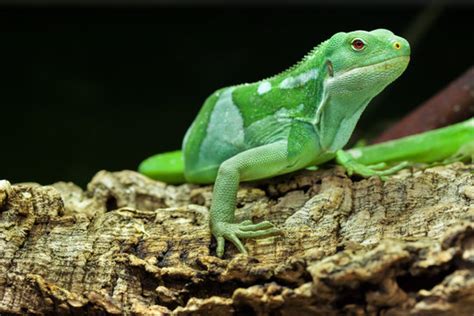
139;29;474;257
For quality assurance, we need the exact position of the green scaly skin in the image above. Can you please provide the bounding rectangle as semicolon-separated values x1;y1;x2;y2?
139;29;472;257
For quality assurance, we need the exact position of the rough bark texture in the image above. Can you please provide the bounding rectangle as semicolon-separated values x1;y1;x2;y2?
0;163;473;315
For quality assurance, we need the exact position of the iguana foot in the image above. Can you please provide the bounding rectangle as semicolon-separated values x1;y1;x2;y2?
336;150;409;180
212;220;281;257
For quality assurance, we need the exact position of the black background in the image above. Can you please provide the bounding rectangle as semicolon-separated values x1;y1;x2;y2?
1;3;473;187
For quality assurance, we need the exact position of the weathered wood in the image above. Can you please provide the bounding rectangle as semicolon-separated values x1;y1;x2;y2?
0;164;473;315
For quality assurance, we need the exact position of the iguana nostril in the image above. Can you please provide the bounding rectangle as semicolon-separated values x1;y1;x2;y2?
394;42;401;50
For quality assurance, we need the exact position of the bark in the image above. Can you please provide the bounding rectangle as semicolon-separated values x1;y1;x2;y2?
0;163;473;315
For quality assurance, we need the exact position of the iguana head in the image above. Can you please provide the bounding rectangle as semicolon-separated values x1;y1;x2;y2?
323;29;410;96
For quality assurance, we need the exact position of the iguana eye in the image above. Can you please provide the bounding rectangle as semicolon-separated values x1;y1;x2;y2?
351;38;365;51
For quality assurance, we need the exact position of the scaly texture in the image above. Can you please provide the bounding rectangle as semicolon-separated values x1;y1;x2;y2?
0;163;473;314
175;29;411;256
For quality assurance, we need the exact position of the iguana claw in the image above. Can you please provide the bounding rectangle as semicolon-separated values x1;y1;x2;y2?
212;220;281;257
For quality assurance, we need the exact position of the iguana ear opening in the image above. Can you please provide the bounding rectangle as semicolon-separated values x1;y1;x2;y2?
326;60;334;77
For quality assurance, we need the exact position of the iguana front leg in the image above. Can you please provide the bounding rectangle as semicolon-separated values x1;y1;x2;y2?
336;150;409;179
211;141;294;257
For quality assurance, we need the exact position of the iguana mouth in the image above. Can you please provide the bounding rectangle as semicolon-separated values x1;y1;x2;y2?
354;55;410;69
343;55;410;75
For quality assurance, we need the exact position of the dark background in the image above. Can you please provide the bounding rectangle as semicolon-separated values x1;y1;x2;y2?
0;2;472;187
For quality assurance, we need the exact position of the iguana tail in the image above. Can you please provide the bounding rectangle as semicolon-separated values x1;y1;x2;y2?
138;150;186;184
347;117;474;165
